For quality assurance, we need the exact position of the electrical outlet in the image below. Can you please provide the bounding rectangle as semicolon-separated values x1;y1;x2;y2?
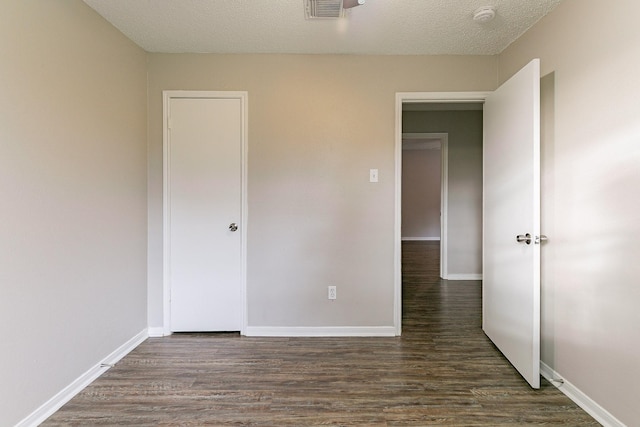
328;286;337;300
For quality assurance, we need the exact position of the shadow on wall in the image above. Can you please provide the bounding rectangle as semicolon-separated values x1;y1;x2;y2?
540;71;556;368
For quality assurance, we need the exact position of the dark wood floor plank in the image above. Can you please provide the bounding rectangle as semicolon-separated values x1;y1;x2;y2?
43;241;598;426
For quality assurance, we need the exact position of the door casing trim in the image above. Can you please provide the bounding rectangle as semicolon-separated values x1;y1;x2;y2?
162;90;248;336
394;92;490;335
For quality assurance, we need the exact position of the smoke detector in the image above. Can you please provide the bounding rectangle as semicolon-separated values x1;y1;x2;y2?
473;6;496;23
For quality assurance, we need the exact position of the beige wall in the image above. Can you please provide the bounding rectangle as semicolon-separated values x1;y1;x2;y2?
0;1;148;425
402;111;483;276
147;54;497;328
500;0;640;424
402;148;441;239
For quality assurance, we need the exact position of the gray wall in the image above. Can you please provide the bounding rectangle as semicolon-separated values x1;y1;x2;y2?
402;148;441;239
0;2;148;425
146;55;497;329
402;111;483;276
499;0;640;424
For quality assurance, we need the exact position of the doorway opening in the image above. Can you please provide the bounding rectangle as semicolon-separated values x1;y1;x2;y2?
394;92;489;335
396;61;542;390
401;132;448;277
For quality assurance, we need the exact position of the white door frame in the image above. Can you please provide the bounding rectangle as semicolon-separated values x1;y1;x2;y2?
401;132;448;278
394;92;490;335
162;90;248;336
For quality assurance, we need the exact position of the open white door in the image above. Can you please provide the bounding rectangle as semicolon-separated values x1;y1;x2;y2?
483;59;541;388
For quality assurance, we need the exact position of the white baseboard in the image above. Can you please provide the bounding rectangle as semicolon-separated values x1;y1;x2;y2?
446;274;482;280
148;327;166;337
540;361;626;427
17;328;148;427
245;326;397;337
401;237;440;241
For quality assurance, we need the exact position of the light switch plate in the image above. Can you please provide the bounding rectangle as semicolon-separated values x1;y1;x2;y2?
369;169;379;183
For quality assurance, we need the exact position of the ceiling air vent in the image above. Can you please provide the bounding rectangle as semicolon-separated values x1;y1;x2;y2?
305;0;344;19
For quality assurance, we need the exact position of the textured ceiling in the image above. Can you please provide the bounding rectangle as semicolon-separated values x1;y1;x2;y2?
82;0;562;55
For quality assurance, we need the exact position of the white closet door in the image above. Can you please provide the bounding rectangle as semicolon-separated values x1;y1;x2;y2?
168;96;243;332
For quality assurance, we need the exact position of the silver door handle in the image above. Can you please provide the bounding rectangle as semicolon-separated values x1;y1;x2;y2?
229;223;238;232
516;233;532;244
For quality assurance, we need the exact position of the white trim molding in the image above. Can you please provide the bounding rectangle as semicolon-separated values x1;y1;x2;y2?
245;326;396;337
147;327;166;338
439;134;449;280
447;274;483;281
17;329;148;427
541;362;626;427
162;90;249;336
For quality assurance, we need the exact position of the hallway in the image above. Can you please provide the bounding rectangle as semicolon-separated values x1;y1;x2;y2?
43;241;597;425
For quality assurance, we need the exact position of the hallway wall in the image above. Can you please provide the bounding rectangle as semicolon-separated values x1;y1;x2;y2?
402;148;441;240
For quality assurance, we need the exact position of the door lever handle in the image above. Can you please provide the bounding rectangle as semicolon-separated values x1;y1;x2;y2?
516;233;532;245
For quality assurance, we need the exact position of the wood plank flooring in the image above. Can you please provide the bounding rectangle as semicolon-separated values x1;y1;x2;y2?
43;241;598;426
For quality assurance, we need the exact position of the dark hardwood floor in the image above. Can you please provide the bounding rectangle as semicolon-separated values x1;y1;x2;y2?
43;241;598;426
